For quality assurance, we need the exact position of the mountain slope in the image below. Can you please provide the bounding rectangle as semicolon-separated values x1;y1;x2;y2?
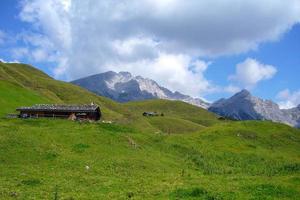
0;62;127;120
209;89;299;127
0;80;50;116
71;71;210;108
0;62;218;132
125;99;219;127
0;117;299;199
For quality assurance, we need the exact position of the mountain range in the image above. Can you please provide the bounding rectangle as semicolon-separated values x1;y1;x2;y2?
72;71;300;128
209;89;300;127
71;71;210;108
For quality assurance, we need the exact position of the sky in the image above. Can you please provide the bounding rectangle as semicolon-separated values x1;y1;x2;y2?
0;0;299;108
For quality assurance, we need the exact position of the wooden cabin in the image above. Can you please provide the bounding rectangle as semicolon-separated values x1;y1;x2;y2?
142;112;159;117
16;104;101;121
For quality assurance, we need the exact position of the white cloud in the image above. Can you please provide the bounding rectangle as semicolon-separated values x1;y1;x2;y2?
12;47;29;58
277;89;300;109
15;0;70;66
10;30;67;63
32;48;50;62
19;0;71;50
110;53;216;96
0;58;20;63
224;85;241;94
14;0;300;97
229;58;277;89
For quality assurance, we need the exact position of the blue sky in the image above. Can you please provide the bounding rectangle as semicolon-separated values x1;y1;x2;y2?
205;24;300;101
0;0;299;108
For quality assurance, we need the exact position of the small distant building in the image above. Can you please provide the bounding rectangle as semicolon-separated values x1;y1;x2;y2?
16;104;101;121
218;116;226;120
142;112;159;117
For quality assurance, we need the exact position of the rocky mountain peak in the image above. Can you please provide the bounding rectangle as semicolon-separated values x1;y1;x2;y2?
71;71;210;109
103;71;117;76
119;71;132;78
234;89;251;98
209;90;299;127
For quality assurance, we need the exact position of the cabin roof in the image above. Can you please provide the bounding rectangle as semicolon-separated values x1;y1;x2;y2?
143;112;156;114
16;104;100;112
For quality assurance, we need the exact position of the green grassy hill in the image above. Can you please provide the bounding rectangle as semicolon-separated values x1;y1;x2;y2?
0;62;126;120
0;62;219;132
0;62;299;199
125;99;219;127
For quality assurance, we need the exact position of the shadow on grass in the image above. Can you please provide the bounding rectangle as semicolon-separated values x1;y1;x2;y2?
243;184;300;199
170;187;222;199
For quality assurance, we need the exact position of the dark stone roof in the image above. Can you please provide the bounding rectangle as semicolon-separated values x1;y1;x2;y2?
143;112;156;115
16;104;99;112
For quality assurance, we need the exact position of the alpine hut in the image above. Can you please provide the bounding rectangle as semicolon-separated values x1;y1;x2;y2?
142;112;159;117
16;104;101;121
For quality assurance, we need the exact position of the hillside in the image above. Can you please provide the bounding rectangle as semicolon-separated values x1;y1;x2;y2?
0;62;299;199
125;99;219;127
0;62;126;120
0;118;299;199
0;62;219;133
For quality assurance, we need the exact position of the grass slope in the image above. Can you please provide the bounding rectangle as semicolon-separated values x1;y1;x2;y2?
147;117;205;134
0;119;299;199
124;99;220;133
125;99;219;127
0;81;50;116
0;62;126;120
0;62;299;199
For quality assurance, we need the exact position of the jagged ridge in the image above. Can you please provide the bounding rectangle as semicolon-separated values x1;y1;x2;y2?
209;89;300;127
71;71;210;108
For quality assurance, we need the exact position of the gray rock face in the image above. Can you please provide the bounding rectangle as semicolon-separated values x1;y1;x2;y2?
71;71;210;109
282;105;300;128
209;89;299;127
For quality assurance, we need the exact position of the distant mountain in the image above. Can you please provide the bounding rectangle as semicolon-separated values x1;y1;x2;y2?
282;105;300;128
209;89;300;127
71;71;210;108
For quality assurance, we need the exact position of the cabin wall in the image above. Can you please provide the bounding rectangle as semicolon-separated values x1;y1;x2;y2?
19;110;101;121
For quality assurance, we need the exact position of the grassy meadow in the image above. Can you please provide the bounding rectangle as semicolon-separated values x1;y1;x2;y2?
0;62;299;199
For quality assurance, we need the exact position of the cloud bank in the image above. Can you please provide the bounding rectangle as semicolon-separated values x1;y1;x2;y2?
277;89;300;109
229;58;277;89
14;0;300;97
